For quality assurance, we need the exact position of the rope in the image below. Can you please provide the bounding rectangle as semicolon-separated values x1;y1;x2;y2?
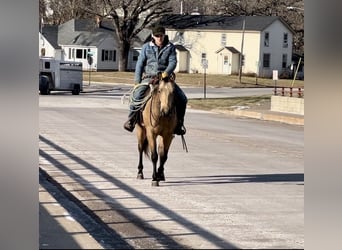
181;135;188;153
121;83;154;112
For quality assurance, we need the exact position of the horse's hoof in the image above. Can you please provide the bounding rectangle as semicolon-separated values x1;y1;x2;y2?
137;173;144;179
151;180;159;186
157;172;165;181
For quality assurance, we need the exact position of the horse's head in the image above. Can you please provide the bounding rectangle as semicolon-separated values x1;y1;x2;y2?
157;76;175;117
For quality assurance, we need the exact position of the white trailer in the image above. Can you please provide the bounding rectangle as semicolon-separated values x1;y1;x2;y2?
39;57;83;95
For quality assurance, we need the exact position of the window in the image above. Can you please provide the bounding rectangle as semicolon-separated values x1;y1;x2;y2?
68;48;72;59
76;49;83;59
283;33;288;48
282;54;287;68
109;50;113;61
221;34;226;46
101;49;116;61
263;53;270;68
132;50;139;61
40;48;45;56
264;32;269;47
44;61;50;69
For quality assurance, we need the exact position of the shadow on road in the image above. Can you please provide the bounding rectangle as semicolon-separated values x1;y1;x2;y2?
163;173;304;186
39;134;237;249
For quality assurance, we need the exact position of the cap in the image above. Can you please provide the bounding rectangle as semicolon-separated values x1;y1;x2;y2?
152;26;165;36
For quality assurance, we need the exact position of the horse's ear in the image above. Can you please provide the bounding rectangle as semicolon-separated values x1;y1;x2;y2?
157;72;162;80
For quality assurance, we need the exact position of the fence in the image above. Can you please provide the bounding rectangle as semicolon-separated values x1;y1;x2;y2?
273;87;304;98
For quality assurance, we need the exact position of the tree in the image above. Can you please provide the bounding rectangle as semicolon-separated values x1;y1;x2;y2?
200;0;304;54
87;0;173;71
41;0;304;69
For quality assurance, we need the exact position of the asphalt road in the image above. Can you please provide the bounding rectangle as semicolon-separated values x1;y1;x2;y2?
39;92;304;249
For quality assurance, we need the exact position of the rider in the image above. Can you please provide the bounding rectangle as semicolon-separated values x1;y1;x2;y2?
123;25;187;135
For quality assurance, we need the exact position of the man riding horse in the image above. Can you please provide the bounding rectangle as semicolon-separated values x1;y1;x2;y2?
123;25;187;136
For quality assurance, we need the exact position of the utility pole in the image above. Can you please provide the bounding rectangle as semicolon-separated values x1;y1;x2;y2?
238;16;246;84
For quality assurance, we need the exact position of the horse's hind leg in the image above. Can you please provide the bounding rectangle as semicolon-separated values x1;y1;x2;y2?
136;126;146;179
137;147;144;179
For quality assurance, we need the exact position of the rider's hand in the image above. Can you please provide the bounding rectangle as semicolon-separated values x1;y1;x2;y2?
161;71;168;80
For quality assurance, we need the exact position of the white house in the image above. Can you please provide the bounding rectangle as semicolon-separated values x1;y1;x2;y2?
39;18;149;71
160;15;294;78
39;25;63;60
39;15;294;77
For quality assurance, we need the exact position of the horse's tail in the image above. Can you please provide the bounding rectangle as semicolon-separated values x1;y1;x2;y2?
142;137;150;158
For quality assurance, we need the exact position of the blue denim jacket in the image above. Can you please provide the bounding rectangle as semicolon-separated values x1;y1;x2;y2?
135;36;177;83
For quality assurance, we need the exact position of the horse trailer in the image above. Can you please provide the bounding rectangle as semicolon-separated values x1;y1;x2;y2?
39;57;83;95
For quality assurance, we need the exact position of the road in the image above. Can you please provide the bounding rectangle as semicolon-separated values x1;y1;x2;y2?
39;91;304;249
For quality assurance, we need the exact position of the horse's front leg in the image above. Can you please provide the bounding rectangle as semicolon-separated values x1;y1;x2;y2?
157;135;173;181
151;146;158;182
136;125;146;179
137;146;144;179
148;136;159;186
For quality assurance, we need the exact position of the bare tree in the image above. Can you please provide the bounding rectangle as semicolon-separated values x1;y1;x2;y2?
203;0;304;54
41;0;303;68
83;0;172;71
46;0;99;25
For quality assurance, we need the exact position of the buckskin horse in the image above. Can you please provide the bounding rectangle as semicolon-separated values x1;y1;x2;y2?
135;73;178;186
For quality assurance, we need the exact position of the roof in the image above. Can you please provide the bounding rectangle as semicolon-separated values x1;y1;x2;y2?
57;19;116;46
175;44;188;51
216;46;240;54
52;18;149;48
41;25;60;49
159;15;294;33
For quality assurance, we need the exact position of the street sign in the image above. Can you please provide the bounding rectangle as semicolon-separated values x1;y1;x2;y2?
201;59;208;69
273;70;278;80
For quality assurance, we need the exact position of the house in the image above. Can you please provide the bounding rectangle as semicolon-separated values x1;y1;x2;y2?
39;18;149;71
40;15;294;78
39;25;63;59
159;15;295;78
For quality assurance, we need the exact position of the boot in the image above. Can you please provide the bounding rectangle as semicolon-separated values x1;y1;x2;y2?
123;113;137;132
174;120;186;135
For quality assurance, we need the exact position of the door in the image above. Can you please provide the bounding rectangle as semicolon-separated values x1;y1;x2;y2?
223;55;230;74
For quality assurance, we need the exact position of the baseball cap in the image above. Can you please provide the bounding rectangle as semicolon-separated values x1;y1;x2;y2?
152;26;165;36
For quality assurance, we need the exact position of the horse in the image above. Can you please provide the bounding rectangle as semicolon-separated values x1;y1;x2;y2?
135;73;178;186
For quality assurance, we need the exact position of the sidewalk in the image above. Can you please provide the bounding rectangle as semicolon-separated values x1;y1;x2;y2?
39;171;104;249
217;108;304;126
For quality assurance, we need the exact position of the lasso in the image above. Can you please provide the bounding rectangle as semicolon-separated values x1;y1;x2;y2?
121;83;154;112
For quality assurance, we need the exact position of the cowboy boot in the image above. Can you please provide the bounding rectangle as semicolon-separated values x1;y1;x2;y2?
174;119;186;135
123;112;137;132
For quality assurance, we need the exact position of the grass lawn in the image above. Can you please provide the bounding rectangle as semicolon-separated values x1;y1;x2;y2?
83;71;304;88
83;71;303;111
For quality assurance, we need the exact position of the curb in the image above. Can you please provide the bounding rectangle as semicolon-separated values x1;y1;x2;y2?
213;109;304;126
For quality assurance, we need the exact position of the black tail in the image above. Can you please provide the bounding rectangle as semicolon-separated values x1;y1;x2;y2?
142;137;149;158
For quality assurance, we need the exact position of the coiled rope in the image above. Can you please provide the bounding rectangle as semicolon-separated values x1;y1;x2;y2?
121;83;154;112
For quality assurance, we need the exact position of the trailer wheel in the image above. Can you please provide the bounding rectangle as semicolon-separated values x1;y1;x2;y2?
39;75;50;95
72;84;80;95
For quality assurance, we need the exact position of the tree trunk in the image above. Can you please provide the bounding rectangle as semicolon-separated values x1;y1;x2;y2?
118;40;131;72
